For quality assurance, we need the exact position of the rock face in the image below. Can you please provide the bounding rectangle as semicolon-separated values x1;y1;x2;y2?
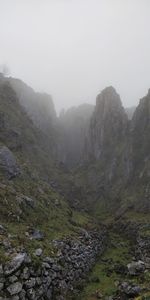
0;145;20;178
0;71;150;230
0;76;58;180
131;89;150;174
72;86;150;212
85;86;128;161
10;77;57;133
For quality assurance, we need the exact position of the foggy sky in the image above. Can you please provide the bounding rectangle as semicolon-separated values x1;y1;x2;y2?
0;0;150;113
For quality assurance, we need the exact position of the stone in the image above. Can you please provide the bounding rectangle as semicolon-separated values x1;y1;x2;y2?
9;275;18;283
127;260;145;275
26;287;36;299
0;224;6;234
12;296;19;300
24;277;36;289
34;248;43;257
0;282;4;290
95;289;103;298
42;262;51;269
16;195;36;209
30;229;44;240
55;199;61;207
4;253;26;276
0;264;3;275
7;282;22;295
120;281;141;297
19;289;26;300
22;267;30;280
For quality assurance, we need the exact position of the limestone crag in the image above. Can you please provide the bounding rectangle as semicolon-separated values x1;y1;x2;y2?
85;86;128;161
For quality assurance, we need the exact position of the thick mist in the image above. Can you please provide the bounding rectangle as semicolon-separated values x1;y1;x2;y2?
0;0;150;113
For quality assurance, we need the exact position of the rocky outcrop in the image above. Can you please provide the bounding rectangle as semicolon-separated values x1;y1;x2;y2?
0;78;58;180
73;86;150;212
0;145;20;179
10;78;57;133
131;89;150;175
0;230;107;299
85;86;128;161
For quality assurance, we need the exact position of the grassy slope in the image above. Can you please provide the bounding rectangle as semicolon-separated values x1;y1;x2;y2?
0;175;92;263
80;227;150;300
0;81;93;264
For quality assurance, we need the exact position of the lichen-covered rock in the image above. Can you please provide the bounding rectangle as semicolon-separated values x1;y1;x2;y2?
0;145;20;179
30;229;44;241
4;253;26;276
119;281;141;297
7;281;22;295
0;282;4;290
34;248;43;257
0;224;6;234
16;195;36;209
127;260;145;275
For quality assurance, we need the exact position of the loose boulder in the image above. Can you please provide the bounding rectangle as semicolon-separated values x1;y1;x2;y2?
127;260;145;275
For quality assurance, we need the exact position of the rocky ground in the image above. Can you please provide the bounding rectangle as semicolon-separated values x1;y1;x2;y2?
1;217;150;300
0;226;107;300
80;218;150;300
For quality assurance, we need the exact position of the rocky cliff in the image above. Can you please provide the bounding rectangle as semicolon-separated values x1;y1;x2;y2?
0;74;150;299
76;86;150;213
85;86;128;161
0;78;58;181
10;77;57;133
0;74;149;213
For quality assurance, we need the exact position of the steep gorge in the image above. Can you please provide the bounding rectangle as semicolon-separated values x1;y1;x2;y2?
0;73;150;299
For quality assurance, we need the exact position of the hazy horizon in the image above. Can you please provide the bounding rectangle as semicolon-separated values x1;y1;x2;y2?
0;0;150;113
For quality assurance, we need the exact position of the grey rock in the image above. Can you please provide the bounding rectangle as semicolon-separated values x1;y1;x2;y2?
120;281;141;297
19;289;26;300
0;145;20;178
4;253;26;276
127;260;145;275
26;288;36;300
42;262;51;269
36;277;42;286
12;296;19;300
30;230;44;240
24;278;36;289
16;195;36;209
0;224;6;234
54;199;60;206
0;264;3;275
7;281;22;295
34;248;43;257
9;275;18;283
22;267;30;280
45;288;52;299
0;282;4;290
